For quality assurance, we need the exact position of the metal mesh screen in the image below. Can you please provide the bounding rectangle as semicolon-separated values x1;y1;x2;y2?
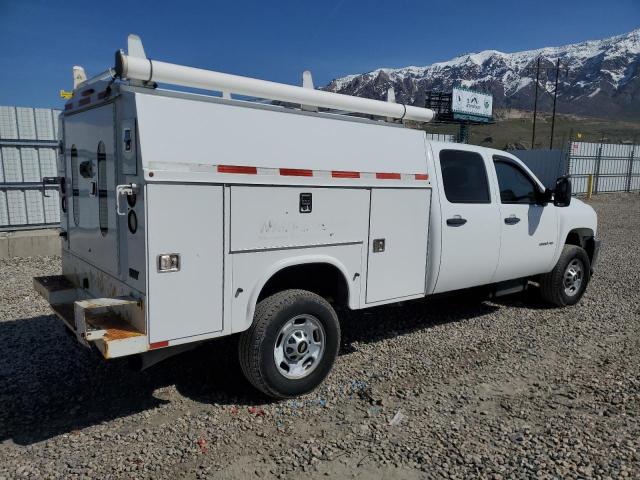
0;106;62;230
16;107;37;140
2;147;23;182
0;107;18;139
35;108;56;140
20;148;40;182
0;191;8;225
568;142;640;195
6;190;27;225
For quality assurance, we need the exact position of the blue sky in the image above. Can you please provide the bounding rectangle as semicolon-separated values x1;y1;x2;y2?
0;0;638;108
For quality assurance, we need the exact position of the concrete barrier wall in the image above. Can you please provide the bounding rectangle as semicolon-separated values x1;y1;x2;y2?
0;229;61;259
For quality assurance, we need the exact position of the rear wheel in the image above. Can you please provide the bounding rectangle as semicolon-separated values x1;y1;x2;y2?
540;245;591;307
239;289;340;399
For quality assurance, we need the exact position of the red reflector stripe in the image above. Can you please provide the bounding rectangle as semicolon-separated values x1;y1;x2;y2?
64;103;73;111
149;341;169;350
331;170;360;178
280;168;313;177
415;173;429;180
217;165;257;174
78;97;91;106
376;172;401;180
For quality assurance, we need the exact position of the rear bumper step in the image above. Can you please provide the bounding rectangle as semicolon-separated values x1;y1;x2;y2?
34;275;148;358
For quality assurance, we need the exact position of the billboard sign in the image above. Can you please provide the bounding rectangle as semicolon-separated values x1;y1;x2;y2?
452;87;493;121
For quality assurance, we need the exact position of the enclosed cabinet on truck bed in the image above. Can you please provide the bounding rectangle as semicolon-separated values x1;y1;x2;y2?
146;184;224;343
37;81;434;360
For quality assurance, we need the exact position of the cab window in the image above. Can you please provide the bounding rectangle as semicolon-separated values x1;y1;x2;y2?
439;150;490;204
493;157;538;204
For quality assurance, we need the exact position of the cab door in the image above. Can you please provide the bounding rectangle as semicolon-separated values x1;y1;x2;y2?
432;147;501;293
490;156;558;281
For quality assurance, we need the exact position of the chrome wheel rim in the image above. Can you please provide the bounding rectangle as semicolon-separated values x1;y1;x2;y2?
274;315;325;379
563;258;584;297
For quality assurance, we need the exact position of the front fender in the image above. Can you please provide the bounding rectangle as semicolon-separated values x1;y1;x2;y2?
552;198;598;265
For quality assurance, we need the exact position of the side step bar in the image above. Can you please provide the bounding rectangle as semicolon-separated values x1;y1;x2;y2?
489;278;529;298
34;275;147;358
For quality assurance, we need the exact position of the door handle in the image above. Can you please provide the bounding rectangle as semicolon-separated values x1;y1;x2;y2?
504;216;521;225
446;217;467;227
41;176;63;198
116;184;139;216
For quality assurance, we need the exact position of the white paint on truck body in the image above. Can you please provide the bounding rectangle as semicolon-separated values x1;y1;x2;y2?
50;82;598;356
63;104;119;276
134;92;429;183
231;244;364;334
366;188;430;303
146;184;224;343
229;186;369;252
429;142;502;293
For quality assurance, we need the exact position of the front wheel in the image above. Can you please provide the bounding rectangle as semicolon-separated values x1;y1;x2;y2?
239;289;340;399
540;245;591;307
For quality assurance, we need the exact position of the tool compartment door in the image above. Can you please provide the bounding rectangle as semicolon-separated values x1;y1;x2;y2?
64;105;119;275
366;188;430;303
146;184;224;343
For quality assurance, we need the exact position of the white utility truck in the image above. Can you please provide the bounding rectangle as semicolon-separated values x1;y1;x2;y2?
35;36;601;398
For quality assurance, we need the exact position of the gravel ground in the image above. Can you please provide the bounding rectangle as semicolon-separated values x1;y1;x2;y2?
1;193;639;479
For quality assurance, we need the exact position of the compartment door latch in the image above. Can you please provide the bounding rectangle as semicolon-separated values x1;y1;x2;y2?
299;193;312;213
373;238;386;253
116;183;139;216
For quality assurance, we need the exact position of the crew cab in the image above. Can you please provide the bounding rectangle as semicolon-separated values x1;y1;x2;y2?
34;36;600;398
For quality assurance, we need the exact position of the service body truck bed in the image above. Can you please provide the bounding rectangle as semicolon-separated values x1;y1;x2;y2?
35;36;600;398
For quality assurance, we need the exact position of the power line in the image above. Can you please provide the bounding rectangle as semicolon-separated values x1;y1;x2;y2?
524;57;569;150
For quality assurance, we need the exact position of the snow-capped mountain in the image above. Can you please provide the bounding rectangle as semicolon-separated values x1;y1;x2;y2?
325;29;640;120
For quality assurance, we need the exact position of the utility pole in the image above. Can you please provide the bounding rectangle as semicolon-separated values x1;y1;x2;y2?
549;58;561;150
531;57;541;149
458;122;470;144
525;57;568;150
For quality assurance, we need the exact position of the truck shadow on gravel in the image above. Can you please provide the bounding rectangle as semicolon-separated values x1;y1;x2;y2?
0;291;529;445
337;293;504;355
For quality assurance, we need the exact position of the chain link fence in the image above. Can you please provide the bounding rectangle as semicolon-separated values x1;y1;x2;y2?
568;141;640;195
0;106;62;231
512;141;640;196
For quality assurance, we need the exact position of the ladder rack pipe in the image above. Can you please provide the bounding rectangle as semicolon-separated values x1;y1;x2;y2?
115;52;434;123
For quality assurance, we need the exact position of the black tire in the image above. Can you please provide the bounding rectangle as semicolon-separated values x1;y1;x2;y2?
239;289;340;399
540;245;591;307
